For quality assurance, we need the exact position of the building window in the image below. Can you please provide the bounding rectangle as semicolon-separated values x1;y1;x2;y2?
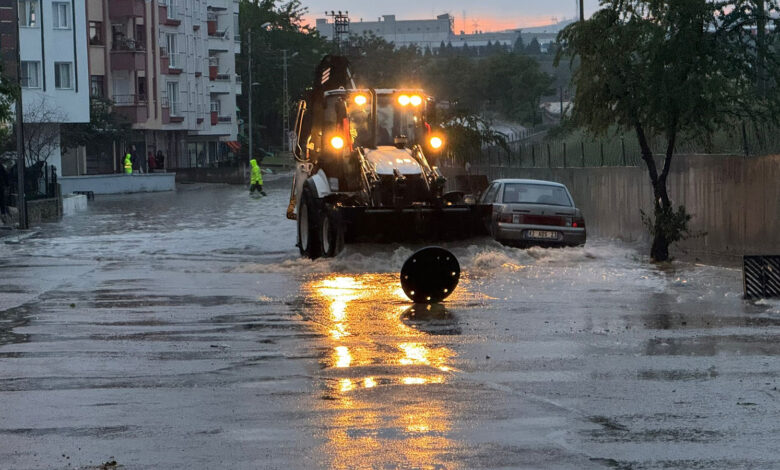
89;21;104;45
52;2;70;29
90;75;104;97
54;62;73;89
20;61;40;88
167;81;180;115
18;0;39;27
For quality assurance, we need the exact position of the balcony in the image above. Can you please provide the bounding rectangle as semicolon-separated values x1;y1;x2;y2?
159;46;170;71
207;12;218;36
235;74;242;95
168;52;184;74
208;56;219;80
109;0;144;18
209;73;233;94
112;94;148;123
160;0;182;26
111;39;147;71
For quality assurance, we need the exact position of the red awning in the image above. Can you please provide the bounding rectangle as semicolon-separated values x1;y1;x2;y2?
226;141;241;152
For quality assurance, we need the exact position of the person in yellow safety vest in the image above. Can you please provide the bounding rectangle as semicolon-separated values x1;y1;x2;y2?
249;158;266;196
124;153;133;174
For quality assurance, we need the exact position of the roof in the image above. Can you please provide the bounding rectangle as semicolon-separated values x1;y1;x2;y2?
491;179;568;187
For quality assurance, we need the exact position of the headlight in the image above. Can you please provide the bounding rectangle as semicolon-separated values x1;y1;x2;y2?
397;95;411;106
410;95;423;106
353;94;367;106
429;136;443;149
330;136;345;149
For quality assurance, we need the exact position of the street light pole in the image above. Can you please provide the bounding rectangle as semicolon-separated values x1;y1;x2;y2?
247;28;253;163
14;1;27;229
282;49;288;153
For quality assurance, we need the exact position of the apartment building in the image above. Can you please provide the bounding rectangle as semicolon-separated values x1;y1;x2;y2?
0;0;90;177
77;0;239;174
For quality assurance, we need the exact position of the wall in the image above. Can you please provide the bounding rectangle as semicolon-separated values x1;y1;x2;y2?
460;154;780;258
60;173;176;194
173;166;246;184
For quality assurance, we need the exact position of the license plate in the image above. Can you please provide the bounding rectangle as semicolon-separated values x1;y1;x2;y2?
512;214;520;224
527;230;559;240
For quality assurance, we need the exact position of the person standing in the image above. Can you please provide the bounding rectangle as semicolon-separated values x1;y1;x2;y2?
147;152;156;173
249;158;266;196
155;151;165;171
124;151;133;175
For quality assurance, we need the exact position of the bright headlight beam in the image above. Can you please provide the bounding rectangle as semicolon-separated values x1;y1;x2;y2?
410;95;423;106
430;136;443;149
330;136;345;149
353;95;367;106
398;95;411;106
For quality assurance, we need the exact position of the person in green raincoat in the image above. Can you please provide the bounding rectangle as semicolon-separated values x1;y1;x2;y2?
249;158;266;195
124;152;133;175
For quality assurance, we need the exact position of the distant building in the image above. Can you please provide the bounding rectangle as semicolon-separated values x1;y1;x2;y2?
63;0;240;175
0;0;90;176
316;14;454;50
315;13;564;53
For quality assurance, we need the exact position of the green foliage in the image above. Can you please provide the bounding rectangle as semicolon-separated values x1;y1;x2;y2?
440;112;509;164
60;97;132;151
641;205;693;246
237;0;329;150
557;0;780;260
0;65;19;149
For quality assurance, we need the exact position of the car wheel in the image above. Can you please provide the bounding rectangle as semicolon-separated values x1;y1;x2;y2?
298;184;323;259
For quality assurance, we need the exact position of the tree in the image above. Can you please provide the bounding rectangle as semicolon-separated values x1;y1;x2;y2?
525;37;541;55
440;112;509;164
10;100;65;167
61;97;132;152
513;34;525;53
0;65;17;147
237;0;328;149
557;0;780;261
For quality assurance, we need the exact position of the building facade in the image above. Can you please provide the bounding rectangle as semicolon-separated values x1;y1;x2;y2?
316;14;454;50
70;0;240;175
1;0;90;176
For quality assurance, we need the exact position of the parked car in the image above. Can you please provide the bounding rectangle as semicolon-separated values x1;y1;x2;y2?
480;179;586;247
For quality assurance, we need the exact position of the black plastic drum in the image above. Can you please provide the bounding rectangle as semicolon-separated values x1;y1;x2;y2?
400;247;460;303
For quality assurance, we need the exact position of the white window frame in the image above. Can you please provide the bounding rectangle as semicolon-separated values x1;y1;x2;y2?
54;62;73;89
167;81;180;116
52;2;70;29
20;61;40;88
18;0;40;28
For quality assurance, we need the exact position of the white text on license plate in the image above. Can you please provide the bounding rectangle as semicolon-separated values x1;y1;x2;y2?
528;230;558;240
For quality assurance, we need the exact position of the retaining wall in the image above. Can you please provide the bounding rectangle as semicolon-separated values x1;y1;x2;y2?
454;154;779;258
60;173;176;194
172;167;247;185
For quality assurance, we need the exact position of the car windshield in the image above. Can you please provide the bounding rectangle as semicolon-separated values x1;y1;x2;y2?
502;183;572;206
376;94;422;146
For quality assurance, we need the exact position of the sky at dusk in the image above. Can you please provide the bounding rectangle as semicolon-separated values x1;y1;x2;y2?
300;0;602;31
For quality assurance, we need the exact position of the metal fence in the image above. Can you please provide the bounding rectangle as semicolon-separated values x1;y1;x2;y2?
457;123;780;168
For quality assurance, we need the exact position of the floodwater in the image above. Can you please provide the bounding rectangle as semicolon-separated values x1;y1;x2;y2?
0;178;778;469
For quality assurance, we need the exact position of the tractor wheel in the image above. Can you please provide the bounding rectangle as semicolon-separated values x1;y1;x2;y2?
297;184;323;259
320;205;345;258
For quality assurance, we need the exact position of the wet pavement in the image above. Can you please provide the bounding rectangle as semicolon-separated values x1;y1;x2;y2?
1;179;779;469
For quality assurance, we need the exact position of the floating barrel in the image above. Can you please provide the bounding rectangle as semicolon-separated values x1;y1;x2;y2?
400;246;460;303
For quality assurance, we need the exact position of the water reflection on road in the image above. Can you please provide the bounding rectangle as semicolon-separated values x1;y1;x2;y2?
306;274;463;468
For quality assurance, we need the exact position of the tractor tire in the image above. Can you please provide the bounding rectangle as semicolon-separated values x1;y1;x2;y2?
297;184;323;259
320;204;345;258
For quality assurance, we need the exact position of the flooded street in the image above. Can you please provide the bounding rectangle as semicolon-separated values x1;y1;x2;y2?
1;180;779;469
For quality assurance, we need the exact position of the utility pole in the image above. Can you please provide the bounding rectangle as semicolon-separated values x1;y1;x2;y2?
282;49;289;153
579;0;584;22
247;28;253;163
14;1;27;229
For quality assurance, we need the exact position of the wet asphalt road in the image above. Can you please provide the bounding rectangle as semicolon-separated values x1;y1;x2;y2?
1;179;779;469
